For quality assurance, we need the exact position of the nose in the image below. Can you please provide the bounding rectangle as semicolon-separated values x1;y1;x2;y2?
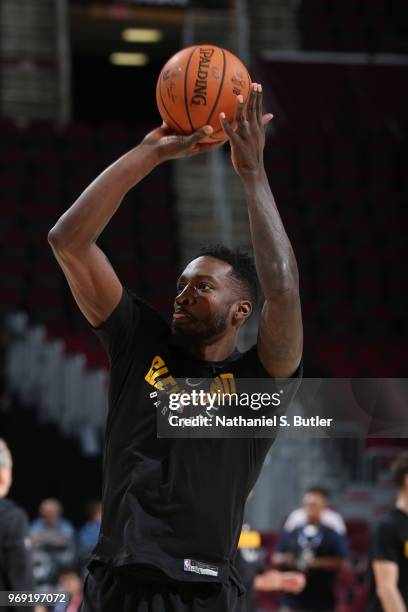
175;285;195;306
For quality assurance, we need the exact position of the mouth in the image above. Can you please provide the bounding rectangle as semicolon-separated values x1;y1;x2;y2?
173;310;193;321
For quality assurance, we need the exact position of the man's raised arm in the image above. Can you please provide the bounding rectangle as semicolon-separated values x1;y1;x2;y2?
221;84;303;378
48;124;215;327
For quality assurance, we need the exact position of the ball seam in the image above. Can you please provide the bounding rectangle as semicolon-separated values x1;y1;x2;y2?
205;47;227;127
184;47;197;132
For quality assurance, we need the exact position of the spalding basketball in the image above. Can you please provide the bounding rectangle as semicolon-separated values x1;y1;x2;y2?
156;45;251;143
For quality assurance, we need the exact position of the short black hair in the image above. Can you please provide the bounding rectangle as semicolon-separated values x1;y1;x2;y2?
195;244;261;311
305;486;329;499
391;453;408;489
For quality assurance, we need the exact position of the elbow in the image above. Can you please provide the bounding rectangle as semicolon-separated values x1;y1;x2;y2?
48;224;74;256
47;226;57;246
48;226;63;251
48;225;91;258
267;259;299;296
48;221;75;253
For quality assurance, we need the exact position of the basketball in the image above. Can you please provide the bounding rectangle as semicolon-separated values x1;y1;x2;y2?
156;45;252;143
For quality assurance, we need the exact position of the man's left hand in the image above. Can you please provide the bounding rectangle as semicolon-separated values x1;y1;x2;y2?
220;82;273;179
254;569;306;593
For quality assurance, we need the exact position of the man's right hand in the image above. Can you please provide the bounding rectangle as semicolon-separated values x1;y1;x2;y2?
141;123;227;162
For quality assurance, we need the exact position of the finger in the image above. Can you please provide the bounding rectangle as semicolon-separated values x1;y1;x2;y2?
235;94;245;124
247;83;258;117
256;83;263;122
186;125;213;146
262;113;274;126
201;136;228;149
192;139;228;154
219;112;236;139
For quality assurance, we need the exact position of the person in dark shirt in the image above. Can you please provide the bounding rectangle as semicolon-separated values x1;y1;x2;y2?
49;83;303;611
369;453;408;612
236;525;306;609
0;439;34;611
272;488;349;611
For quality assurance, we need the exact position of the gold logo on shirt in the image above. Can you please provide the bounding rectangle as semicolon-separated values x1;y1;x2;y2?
404;540;408;558
144;354;236;402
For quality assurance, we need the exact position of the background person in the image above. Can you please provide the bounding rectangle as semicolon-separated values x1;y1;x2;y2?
31;498;75;545
0;438;34;610
53;569;84;612
31;498;76;586
236;522;306;609
77;501;101;571
369;453;408;612
272;487;349;612
283;488;347;536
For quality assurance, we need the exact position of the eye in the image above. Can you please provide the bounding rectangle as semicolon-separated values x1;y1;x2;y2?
197;282;211;292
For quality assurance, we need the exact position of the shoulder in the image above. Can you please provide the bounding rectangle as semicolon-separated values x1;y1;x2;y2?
375;510;398;533
89;285;169;332
238;345;269;376
233;345;303;411
371;510;402;561
276;527;297;547
321;523;343;540
284;508;305;531
233;345;277;376
98;286;169;334
91;286;170;362
322;508;347;534
0;498;25;516
319;525;349;555
126;288;169;331
0;499;29;532
372;512;399;545
0;497;15;516
30;518;44;532
59;519;75;535
237;344;303;378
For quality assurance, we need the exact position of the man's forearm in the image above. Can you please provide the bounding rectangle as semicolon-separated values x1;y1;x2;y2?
310;557;345;571
49;144;159;251
241;169;299;300
378;586;407;612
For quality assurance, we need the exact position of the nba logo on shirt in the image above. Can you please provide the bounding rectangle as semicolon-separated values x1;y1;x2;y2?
183;558;219;577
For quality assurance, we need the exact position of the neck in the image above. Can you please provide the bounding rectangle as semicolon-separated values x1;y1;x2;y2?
175;332;237;362
395;491;408;514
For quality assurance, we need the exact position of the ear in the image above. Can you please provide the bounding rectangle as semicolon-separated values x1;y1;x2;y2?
232;300;252;326
0;468;7;495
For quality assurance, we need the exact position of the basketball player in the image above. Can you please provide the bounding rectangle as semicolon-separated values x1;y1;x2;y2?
48;83;303;611
369;454;408;611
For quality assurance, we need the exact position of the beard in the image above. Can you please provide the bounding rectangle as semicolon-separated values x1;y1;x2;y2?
171;310;228;343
